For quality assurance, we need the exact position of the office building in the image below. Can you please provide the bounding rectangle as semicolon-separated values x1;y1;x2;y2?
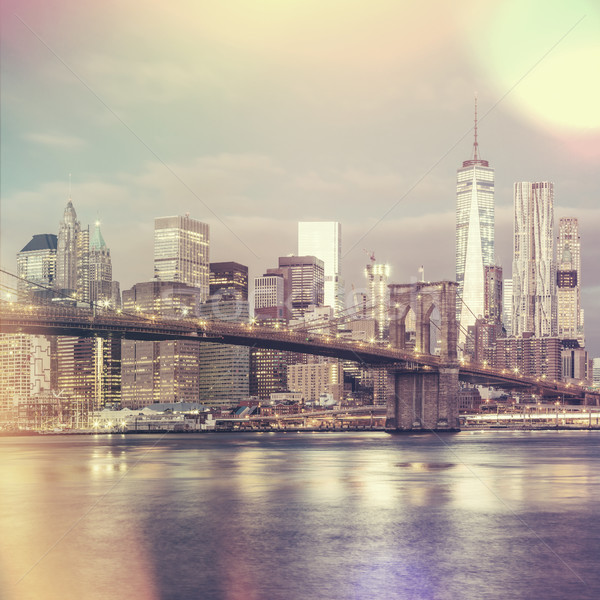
89;221;114;306
121;281;203;408
298;222;343;314
154;214;210;299
456;99;495;345
502;278;513;336
210;262;248;300
365;259;390;341
56;199;89;302
198;291;250;407
287;360;343;404
16;234;57;302
556;218;583;345
512;182;556;337
277;256;324;319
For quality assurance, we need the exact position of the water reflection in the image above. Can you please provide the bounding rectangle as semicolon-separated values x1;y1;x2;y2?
0;432;599;599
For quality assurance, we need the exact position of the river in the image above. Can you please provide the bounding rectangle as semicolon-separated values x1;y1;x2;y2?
1;430;598;600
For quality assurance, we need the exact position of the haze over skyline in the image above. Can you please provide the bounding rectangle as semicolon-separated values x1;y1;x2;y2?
1;0;599;354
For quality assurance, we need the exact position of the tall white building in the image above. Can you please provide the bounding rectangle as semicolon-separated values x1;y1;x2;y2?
365;259;390;341
512;182;556;338
556;217;583;345
298;222;343;315
154;214;210;300
456;100;495;346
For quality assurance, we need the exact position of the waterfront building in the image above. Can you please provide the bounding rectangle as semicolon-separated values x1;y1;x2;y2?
121;281;203;408
512;182;556;338
57;336;121;411
556;218;584;345
16;234;57;302
593;358;600;389
297;222;343;315
210;261;248;301
0;334;53;416
277;256;324;320
456;99;495;346
154;214;210;300
89;221;114;306
198;291;250;407
493;334;561;382
287;360;343;404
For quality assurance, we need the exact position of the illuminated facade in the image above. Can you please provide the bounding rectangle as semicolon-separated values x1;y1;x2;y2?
121;281;203;408
278;256;324;319
556;218;583;345
16;234;57;301
366;261;390;341
89;222;113;306
456;103;494;346
502;278;513;336
512;182;556;338
198;292;250;407
298;222;343;315
56;200;89;302
209;262;248;300
154;214;210;300
287;360;343;404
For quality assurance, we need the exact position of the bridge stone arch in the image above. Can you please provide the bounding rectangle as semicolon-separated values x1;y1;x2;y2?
386;281;460;432
389;281;457;362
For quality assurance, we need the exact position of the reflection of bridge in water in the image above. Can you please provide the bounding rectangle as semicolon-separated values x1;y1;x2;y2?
1;279;597;431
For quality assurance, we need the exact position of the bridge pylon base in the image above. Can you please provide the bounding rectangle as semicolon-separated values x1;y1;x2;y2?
385;367;460;433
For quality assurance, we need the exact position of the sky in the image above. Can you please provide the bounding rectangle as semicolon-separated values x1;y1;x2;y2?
1;0;599;354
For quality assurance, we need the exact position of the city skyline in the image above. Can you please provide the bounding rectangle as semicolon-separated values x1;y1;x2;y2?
1;1;599;355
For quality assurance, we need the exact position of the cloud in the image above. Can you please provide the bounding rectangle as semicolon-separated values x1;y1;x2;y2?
23;132;86;148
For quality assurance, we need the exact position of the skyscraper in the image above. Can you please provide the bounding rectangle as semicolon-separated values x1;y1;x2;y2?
154;214;210;300
512;182;556;338
89;221;113;306
16;234;57;301
556;217;583;345
209;262;248;300
298;222;343;315
277;256;324;319
56;199;89;302
456;99;494;346
365;259;390;341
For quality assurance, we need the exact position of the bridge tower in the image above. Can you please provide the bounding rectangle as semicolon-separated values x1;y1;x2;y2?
385;281;460;432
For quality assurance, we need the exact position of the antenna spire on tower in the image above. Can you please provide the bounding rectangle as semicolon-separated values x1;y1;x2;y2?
473;92;479;161
68;173;72;199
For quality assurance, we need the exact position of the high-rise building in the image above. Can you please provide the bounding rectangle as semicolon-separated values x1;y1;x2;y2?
556;217;583;345
502;278;513;336
209;262;248;300
298;222;343;314
512;182;556;338
484;265;503;324
16;234;57;301
56;199;89;302
121;281;203;408
198;291;250;407
89;221;113;306
277;256;324;320
154;214;210;299
456;99;494;345
365;258;390;341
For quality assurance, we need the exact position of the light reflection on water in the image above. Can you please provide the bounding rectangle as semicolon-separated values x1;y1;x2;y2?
1;431;599;600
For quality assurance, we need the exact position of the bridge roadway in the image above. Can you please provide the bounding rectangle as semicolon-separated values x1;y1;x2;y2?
0;301;592;401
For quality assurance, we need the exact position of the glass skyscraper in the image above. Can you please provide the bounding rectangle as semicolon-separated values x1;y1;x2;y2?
456;102;494;347
298;221;343;315
154;214;210;301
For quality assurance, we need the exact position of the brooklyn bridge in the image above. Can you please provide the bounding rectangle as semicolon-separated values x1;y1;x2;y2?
1;278;596;432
